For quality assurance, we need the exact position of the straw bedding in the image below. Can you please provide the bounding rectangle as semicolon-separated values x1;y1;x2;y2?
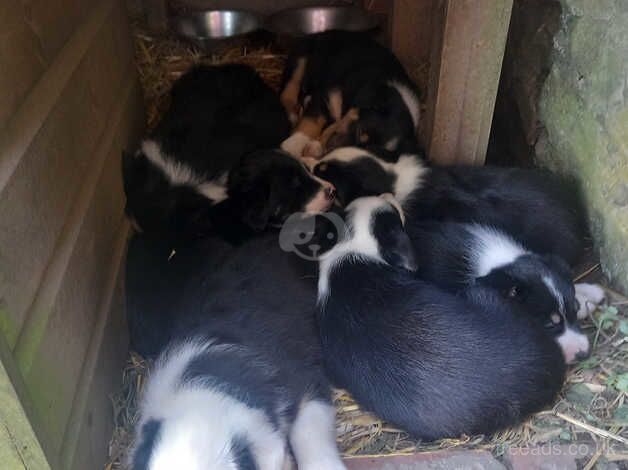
105;21;627;470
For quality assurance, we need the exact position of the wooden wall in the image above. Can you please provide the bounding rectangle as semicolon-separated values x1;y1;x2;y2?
0;0;143;468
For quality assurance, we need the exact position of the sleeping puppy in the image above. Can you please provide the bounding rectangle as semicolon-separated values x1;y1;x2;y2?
408;221;601;363
122;63;295;237
312;147;587;265
124;148;336;243
129;234;345;470
316;195;566;440
280;31;421;158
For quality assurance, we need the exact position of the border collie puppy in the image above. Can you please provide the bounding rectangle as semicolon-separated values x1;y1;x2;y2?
122;63;310;236
312;147;587;265
317;195;566;440
407;221;600;363
129;235;346;470
280;31;421;158
124;148;336;241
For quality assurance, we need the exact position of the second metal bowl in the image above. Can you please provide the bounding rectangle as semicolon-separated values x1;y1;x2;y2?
265;6;378;36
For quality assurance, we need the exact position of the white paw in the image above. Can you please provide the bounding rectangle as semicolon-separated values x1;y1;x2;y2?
281;132;311;158
575;283;606;320
303;140;323;158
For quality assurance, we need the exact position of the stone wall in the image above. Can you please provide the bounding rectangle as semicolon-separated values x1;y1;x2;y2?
537;0;628;291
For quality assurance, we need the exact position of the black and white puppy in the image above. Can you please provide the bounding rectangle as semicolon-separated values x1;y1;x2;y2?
280;31;421;158
123;64;335;238
312;147;587;265
407;221;602;363
129;235;345;470
317;195;566;440
124;146;336;242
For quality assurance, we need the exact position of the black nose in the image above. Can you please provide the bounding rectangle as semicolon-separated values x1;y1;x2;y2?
325;186;336;201
575;350;591;362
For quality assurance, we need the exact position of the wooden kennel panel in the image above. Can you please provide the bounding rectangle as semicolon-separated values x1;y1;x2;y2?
0;1;143;468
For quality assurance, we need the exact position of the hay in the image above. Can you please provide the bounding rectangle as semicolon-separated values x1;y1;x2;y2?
105;260;628;469
105;22;627;469
131;21;286;130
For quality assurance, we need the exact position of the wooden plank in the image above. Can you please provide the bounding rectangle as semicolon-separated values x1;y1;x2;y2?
0;357;50;470
424;0;513;165
0;0;129;351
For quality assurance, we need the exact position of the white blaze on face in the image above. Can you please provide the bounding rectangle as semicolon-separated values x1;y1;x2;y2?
556;327;590;364
304;174;335;214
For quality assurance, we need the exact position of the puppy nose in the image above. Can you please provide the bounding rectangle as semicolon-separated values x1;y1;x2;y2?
324;184;336;201
575;350;591;362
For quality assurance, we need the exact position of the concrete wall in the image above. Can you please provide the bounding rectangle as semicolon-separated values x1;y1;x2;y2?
0;0;144;468
537;0;628;291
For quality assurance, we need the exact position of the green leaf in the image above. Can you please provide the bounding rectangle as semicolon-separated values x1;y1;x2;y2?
575;355;600;370
598;309;618;330
612;405;628;425
559;430;572;441
565;383;595;406
619;319;628;336
615;373;628;393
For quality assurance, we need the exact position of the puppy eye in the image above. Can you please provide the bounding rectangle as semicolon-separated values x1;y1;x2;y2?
506;286;518;298
317;163;328;172
550;313;562;324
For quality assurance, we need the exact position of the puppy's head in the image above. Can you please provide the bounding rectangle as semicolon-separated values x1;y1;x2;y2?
312;147;395;206
338;194;417;271
228;150;336;231
326;82;420;154
122;151;214;236
477;253;589;364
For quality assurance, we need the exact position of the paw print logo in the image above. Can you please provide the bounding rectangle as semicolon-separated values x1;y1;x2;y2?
279;212;345;260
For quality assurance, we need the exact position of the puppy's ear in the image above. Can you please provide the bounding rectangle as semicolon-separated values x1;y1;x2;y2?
380;230;418;271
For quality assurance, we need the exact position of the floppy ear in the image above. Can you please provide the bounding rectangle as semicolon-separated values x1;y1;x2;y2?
380;230;418;271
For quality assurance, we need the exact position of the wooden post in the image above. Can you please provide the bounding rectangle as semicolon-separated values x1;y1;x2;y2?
425;0;513;165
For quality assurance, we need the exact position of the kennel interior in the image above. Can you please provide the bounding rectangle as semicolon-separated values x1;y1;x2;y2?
0;1;626;469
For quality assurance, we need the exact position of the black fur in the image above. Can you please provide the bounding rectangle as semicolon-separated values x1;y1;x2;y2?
231;435;258;470
407;221;579;332
283;31;422;154
318;204;566;440
132;420;162;470
123;64;326;239
313;150;587;264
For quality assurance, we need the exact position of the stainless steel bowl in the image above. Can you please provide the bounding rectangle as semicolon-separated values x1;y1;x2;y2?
265;6;378;36
171;10;263;49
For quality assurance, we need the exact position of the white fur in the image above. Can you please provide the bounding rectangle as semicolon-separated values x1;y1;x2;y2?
132;340;289;470
141;140;201;186
289;400;346;470
542;275;566;315
281;132;313;158
574;283;606;320
304;174;335;214
388;81;420;129
319;147;426;205
556;327;590;364
466;225;527;277
318;197;389;301
140;139;228;203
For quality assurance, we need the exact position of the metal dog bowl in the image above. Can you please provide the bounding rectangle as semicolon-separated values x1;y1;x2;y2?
171;10;263;49
265;6;378;36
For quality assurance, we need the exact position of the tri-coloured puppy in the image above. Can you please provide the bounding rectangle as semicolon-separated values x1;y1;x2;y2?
129;235;345;470
280;31;421;158
312;147;587;265
316;195;566;440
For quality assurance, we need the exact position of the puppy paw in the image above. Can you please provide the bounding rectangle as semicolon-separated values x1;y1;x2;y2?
281;132;312;158
303;140;323;158
575;283;606;320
